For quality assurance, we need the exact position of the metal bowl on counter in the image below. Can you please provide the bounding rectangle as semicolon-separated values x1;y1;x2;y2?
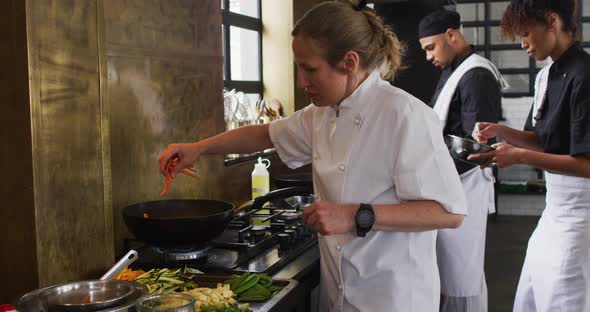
40;280;136;311
284;194;315;210
15;280;148;312
445;134;494;166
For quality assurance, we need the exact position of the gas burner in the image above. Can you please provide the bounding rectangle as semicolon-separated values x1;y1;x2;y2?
152;244;212;262
236;225;272;244
275;211;301;221
251;226;267;239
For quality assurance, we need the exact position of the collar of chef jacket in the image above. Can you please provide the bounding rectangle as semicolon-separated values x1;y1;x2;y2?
331;70;381;119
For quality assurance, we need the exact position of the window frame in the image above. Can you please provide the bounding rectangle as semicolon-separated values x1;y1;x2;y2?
221;0;263;96
456;0;590;97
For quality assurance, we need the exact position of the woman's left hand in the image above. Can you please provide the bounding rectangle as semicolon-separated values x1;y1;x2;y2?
468;142;524;168
302;200;357;235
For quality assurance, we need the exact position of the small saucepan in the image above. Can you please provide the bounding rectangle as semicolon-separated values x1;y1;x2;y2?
444;134;494;166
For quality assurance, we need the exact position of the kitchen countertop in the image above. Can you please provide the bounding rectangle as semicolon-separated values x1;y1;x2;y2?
272;244;319;281
12;246;321;312
263;245;320;312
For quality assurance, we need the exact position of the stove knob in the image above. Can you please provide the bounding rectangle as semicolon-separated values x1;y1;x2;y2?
271;222;284;232
301;223;312;237
238;230;247;243
278;233;291;250
289;225;304;238
284;229;297;243
251;228;267;243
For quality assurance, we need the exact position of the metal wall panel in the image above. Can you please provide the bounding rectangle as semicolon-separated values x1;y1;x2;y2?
99;0;250;254
26;0;113;286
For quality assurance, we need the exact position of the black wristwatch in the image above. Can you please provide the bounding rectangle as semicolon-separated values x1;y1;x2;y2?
355;203;375;237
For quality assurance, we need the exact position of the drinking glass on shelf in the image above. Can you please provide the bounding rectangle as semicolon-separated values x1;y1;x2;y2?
136;293;195;312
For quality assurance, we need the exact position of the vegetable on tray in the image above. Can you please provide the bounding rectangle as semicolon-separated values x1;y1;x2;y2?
114;267;146;281
134;267;198;294
224;273;284;303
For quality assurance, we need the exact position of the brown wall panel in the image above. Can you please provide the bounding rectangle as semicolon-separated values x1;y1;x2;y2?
26;0;113;286
100;0;254;254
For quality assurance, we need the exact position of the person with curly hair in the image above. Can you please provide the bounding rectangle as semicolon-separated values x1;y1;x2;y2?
470;1;590;311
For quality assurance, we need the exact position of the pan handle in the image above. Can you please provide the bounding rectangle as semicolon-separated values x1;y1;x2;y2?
252;186;313;210
100;250;139;280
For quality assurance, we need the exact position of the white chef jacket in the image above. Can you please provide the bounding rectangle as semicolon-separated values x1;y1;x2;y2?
269;70;467;312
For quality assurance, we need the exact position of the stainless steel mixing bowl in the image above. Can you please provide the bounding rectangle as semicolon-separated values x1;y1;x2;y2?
445;134;494;166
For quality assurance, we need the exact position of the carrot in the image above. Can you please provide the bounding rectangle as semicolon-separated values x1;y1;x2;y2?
180;169;200;179
160;156;200;196
114;268;146;281
183;166;197;173
160;175;172;196
143;213;149;219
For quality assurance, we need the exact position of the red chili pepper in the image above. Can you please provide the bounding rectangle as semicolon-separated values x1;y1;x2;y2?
0;304;14;312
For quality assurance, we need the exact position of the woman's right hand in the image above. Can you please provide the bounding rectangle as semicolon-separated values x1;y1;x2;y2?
159;142;203;177
472;122;502;144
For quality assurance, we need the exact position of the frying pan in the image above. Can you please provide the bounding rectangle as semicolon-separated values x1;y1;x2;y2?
123;199;235;247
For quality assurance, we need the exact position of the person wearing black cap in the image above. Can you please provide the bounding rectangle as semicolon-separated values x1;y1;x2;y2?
418;9;508;312
470;1;590;311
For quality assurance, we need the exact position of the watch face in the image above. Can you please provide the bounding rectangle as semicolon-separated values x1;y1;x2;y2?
357;210;372;227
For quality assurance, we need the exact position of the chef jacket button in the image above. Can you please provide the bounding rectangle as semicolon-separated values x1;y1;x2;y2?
354;116;361;125
563;73;567;78
336;245;342;251
313;154;319;160
338;164;345;172
338;284;343;291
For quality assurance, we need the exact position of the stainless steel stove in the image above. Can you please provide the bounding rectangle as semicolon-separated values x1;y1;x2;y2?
126;191;317;275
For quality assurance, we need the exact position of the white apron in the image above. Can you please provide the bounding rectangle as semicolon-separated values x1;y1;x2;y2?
513;172;590;312
437;167;495;297
432;53;503;310
433;53;509;127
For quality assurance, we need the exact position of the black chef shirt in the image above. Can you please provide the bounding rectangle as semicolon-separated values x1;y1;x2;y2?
524;42;590;156
430;49;503;174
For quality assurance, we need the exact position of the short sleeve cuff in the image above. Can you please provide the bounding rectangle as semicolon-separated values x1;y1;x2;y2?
269;119;310;169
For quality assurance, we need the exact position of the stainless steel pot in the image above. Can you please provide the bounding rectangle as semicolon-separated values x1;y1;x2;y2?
40;280;136;311
101;250;138;280
15;281;147;312
445;134;494;166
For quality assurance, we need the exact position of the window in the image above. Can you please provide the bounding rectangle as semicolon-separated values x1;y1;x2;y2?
455;0;590;97
221;0;263;103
